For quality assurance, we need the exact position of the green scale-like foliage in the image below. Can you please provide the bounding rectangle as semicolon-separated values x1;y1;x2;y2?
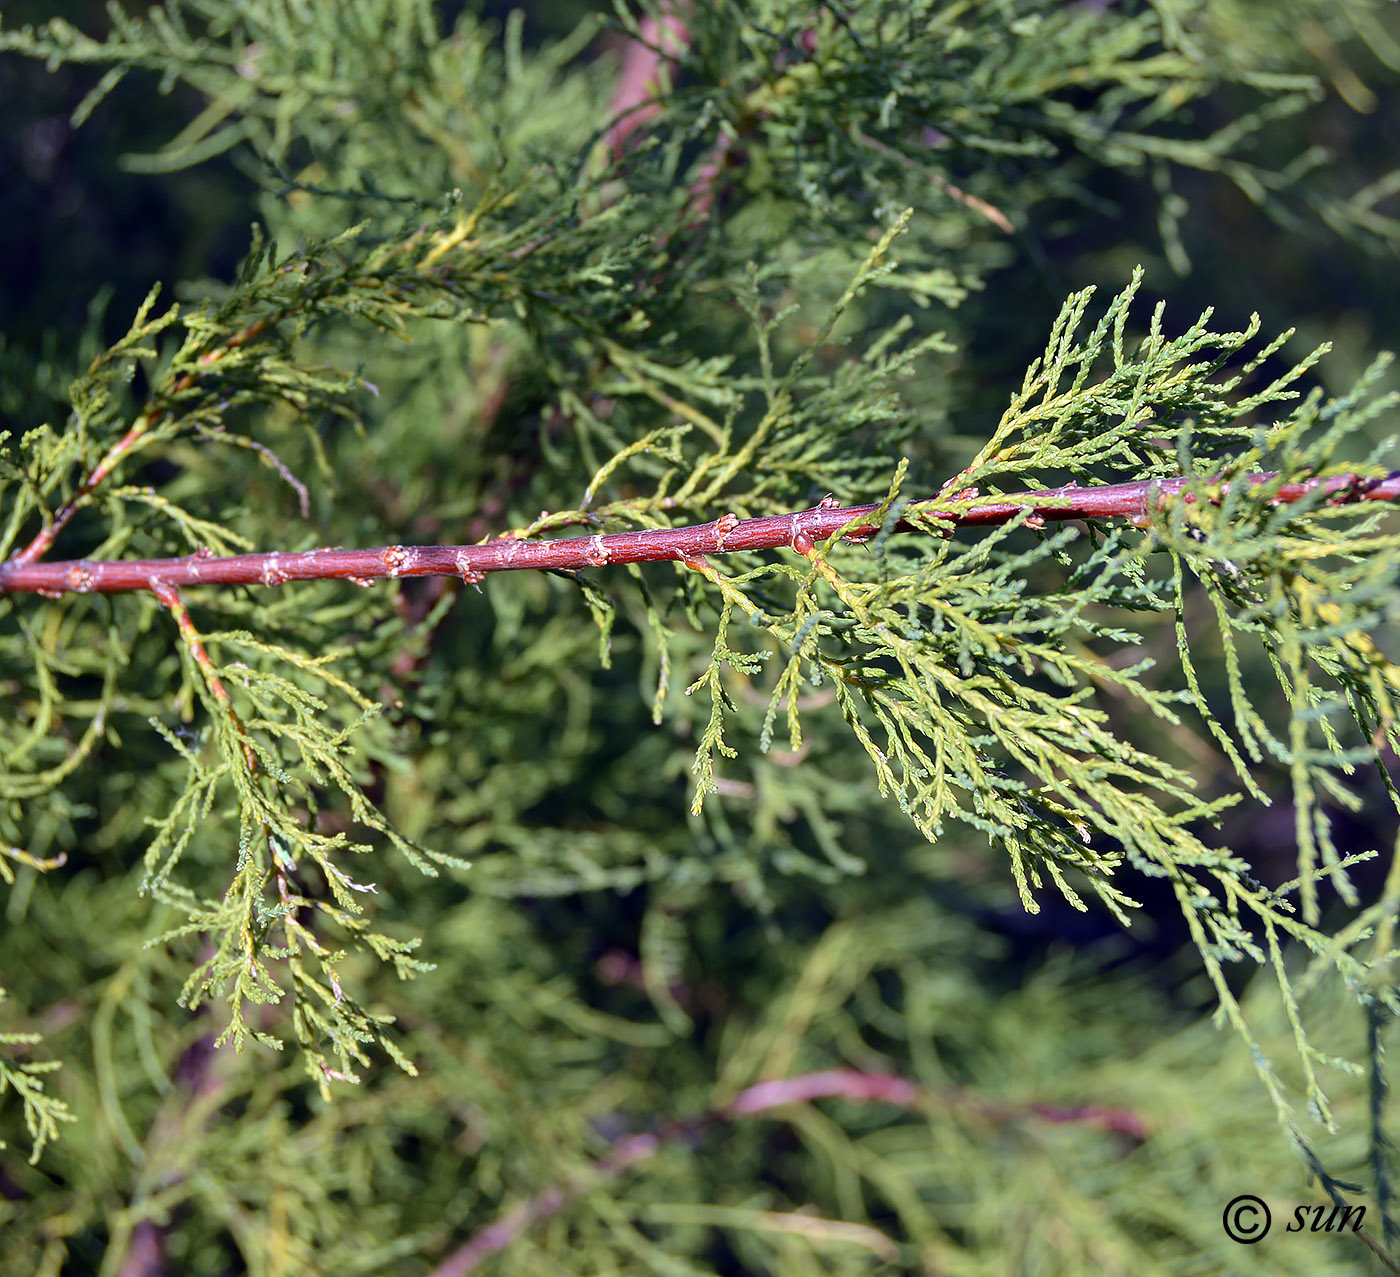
1;1;1399;1273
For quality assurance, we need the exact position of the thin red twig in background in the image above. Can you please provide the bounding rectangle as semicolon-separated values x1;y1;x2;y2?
604;7;690;158
3;470;1396;599
428;1067;1146;1276
113;1030;232;1277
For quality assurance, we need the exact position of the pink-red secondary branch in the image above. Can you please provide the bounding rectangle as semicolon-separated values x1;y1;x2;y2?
12;314;278;569
428;1068;1145;1276
2;471;1397;599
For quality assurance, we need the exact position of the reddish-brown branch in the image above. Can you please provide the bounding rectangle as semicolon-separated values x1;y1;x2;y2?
151;582;232;704
2;471;1397;599
13;315;277;568
429;1067;1146;1276
151;580;258;773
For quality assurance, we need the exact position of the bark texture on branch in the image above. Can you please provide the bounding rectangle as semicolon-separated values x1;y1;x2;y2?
2;471;1397;598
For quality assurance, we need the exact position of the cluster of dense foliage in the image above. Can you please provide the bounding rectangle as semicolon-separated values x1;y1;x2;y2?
1;2;1399;1272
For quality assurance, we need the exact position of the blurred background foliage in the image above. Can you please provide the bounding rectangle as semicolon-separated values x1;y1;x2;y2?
1;1;1399;1273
